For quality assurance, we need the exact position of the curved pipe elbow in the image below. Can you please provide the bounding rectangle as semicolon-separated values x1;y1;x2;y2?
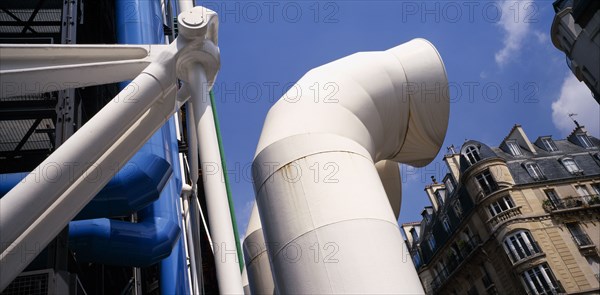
68;177;182;267
0;153;172;220
68;216;180;266
254;39;449;170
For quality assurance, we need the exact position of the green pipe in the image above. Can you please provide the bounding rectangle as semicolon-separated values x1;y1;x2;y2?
209;90;244;272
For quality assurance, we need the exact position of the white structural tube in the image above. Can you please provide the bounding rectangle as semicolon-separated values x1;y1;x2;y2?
243;204;277;295
252;39;449;294
187;63;244;294
0;61;178;289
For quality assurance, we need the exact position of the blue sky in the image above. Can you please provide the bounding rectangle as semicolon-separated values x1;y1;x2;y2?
203;1;600;239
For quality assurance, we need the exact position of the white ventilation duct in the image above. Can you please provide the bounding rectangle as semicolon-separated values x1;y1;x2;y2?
243;204;277;295
251;38;449;294
243;160;401;294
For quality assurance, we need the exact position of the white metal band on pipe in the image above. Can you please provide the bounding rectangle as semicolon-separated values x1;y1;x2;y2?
188;63;244;294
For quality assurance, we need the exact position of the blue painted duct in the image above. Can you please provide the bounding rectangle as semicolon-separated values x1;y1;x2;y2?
69;0;191;293
0;153;171;220
68;169;181;266
0;0;192;292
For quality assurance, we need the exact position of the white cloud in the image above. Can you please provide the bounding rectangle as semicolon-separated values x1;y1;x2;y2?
494;0;534;67
552;73;600;137
237;199;255;244
533;30;548;44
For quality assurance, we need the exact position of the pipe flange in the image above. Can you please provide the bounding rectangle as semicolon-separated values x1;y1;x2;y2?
178;6;219;45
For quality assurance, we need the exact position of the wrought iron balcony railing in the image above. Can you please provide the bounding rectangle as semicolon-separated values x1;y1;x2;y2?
571;233;594;248
430;235;482;292
525;280;565;295
507;241;543;265
542;194;600;212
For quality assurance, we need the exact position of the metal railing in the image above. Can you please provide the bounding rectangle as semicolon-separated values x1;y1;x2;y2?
488;206;522;228
430;235;482;292
571;233;594;248
507;241;543;264
525;280;565;295
542;194;600;212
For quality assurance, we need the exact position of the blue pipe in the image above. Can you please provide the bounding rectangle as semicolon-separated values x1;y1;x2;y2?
68;117;181;264
159;109;190;295
0;153;171;220
69;0;190;293
68;179;180;266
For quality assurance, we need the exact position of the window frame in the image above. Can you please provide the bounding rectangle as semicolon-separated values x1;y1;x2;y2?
521;263;560;295
560;157;582;174
444;176;455;195
427;235;436;251
453;200;463;217
410;228;419;242
442;217;451;233
435;189;446;207
574;185;590;197
503;230;541;263
540;137;558;152
412;252;422;268
476;169;498;195
591;184;600;196
524;162;545;181
488;195;516;217
463;145;481;165
544;189;560;206
507;140;523;156
576;134;593;148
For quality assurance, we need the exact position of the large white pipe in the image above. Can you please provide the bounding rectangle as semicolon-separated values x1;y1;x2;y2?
243;160;400;295
376;160;402;218
243;203;277;295
252;39;449;294
187;63;244;294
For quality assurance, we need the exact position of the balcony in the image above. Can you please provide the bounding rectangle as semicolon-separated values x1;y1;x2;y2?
507;241;545;266
542;194;600;213
487;206;522;229
430;235;482;293
525;280;565;295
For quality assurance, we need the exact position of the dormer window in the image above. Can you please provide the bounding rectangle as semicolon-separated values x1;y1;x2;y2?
524;162;545;181
444;177;455;195
410;228;419;242
422;211;431;224
463;145;481;165
442;217;451;233
427;235;436;251
576;134;593;148
560;157;582;174
412;252;422;268
541;137;558;152
436;189;446;206
453;200;463;217
506;140;522;156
